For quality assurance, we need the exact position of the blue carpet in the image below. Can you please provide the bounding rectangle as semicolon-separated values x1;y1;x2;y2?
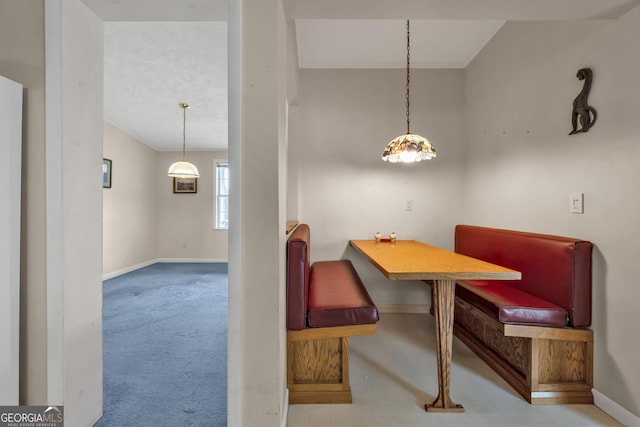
94;263;227;427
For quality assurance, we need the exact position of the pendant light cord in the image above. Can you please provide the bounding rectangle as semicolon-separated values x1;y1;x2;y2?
406;19;411;135
182;107;186;160
180;103;189;160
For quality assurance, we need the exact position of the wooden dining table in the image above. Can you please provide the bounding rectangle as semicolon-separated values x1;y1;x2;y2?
350;239;520;412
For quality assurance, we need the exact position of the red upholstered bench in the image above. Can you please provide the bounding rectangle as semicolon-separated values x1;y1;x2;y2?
452;225;594;404
286;224;378;404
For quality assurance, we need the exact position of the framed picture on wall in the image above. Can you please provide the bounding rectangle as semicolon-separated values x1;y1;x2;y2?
173;177;197;193
103;158;112;188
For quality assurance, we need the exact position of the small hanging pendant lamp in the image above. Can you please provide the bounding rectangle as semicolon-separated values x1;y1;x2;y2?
382;20;436;163
168;102;200;178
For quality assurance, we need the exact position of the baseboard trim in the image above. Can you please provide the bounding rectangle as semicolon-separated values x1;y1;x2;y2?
103;258;229;280
377;304;430;314
102;260;156;280
155;258;229;264
593;388;640;426
281;389;289;427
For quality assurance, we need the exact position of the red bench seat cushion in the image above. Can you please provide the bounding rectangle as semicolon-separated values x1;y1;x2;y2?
287;224;311;331
457;280;569;327
455;225;592;327
308;260;379;328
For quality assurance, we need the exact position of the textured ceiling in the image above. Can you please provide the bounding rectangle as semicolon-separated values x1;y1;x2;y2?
103;21;227;151
83;0;226;21
90;0;640;152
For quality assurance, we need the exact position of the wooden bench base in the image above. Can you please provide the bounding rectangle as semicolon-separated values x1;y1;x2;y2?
454;297;594;405
287;324;376;404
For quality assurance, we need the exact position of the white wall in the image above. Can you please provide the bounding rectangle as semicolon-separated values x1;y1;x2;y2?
2;1;106;421
291;68;467;307
464;10;640;419
156;151;229;261
3;1;224;423
0;0;48;405
102;121;158;275
102;125;229;277
0;75;22;405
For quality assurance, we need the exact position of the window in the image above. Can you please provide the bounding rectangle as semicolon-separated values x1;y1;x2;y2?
215;160;229;229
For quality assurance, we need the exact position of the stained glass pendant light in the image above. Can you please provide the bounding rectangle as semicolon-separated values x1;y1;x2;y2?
382;20;436;163
168;103;200;178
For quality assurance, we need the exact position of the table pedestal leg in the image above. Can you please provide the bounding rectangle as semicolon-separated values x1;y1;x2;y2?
425;279;464;412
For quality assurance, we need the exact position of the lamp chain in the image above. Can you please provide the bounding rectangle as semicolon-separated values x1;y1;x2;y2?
406;19;411;134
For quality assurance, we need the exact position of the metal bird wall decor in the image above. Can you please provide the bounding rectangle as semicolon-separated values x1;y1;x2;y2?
569;67;597;135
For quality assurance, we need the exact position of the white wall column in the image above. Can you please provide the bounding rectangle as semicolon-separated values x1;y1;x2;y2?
228;0;288;425
44;0;64;405
45;1;104;424
0;75;23;406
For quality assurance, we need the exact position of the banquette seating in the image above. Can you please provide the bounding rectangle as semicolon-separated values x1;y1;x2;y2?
452;225;594;404
286;224;379;404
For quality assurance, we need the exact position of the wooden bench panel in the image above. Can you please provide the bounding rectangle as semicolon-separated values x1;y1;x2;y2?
454;296;593;404
287;324;376;404
288;336;350;404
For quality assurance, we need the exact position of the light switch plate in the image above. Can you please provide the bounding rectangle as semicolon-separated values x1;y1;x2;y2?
570;192;584;214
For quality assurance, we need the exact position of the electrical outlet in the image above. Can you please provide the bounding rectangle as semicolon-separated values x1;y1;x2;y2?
570;192;584;214
406;200;413;211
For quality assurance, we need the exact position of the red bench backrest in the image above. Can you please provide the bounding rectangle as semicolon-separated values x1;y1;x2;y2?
287;224;311;330
455;225;593;327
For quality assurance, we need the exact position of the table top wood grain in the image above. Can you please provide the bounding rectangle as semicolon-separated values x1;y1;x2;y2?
349;239;521;281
